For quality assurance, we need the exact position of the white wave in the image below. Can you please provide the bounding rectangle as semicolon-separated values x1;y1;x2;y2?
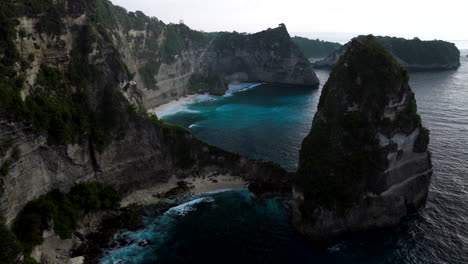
188;123;200;129
225;83;265;96
149;94;218;118
192;94;217;103
327;242;345;253
157;105;198;118
166;197;215;216
149;83;263;118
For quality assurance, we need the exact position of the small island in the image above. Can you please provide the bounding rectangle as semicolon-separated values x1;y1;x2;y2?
315;36;461;70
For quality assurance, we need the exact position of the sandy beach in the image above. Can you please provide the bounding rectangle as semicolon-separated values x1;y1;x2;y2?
120;174;247;207
148;94;200;118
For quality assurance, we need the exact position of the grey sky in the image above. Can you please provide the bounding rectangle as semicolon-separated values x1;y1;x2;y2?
110;0;468;42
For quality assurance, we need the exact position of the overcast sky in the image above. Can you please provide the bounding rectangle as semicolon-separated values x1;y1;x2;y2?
110;0;468;42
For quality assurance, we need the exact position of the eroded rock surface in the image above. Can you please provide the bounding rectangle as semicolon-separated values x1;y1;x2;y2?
293;35;432;245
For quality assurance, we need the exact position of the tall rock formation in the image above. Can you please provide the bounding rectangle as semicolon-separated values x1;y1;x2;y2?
314;36;460;71
293;35;433;244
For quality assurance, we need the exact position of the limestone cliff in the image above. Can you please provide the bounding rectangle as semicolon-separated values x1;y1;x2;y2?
197;25;319;95
293;35;432;244
0;0;291;228
315;36;460;71
95;0;319;109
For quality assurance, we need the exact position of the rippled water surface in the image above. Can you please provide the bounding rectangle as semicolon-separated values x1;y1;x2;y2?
102;52;468;263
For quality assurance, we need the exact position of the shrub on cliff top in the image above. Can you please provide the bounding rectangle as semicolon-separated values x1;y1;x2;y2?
0;219;22;264
69;182;121;212
12;183;121;255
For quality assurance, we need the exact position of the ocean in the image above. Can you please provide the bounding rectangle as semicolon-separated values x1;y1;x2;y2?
100;51;468;263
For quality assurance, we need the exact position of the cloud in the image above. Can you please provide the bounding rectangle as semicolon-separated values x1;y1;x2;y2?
110;0;468;41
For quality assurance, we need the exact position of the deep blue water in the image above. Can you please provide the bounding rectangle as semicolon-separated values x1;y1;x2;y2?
101;51;468;263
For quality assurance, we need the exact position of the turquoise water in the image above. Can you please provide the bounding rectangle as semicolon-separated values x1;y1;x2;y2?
159;73;329;171
101;52;468;263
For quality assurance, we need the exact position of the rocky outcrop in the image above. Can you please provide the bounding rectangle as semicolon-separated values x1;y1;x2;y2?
198;25;319;93
293;35;432;245
0;0;291;227
315;36;460;71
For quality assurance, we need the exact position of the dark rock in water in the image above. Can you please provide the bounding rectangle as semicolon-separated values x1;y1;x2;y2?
314;36;460;70
293;35;433;245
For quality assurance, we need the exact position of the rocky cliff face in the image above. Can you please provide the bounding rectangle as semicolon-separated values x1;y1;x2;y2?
293;35;432;244
95;0;318;109
315;36;460;71
197;25;319;94
0;0;292;227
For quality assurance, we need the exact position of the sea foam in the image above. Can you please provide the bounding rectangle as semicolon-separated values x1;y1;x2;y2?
225;83;265;96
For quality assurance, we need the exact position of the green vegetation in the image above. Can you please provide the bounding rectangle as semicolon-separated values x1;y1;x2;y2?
0;218;40;264
0;1;27;119
25;65;86;145
160;24;185;63
138;62;160;89
292;36;342;58
0;2;126;151
189;69;223;93
377;36;460;66
296;36;423;219
213;26;292;57
0;219;22;264
297;113;384;217
13;183;120;255
156;119;198;169
95;0;210;90
8;0;66;35
145;113;242;170
32;1;64;35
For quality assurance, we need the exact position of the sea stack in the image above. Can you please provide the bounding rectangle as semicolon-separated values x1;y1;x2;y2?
293;35;433;244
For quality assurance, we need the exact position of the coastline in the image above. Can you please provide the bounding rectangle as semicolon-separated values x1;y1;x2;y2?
120;174;248;207
148;83;265;119
148;94;201;118
32;175;248;264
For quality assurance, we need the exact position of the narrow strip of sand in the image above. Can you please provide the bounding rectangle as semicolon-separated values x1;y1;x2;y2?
120;175;247;207
148;94;199;118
